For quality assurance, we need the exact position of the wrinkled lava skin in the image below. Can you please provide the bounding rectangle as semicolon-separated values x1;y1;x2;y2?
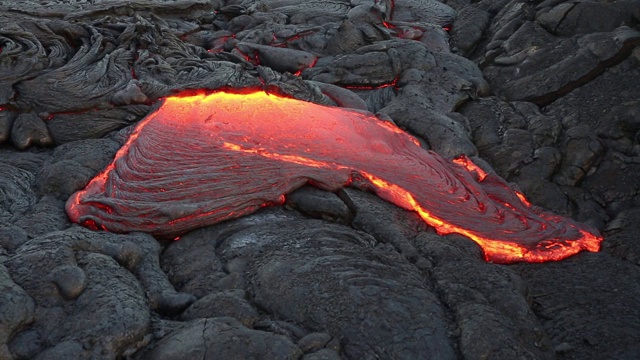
66;89;602;263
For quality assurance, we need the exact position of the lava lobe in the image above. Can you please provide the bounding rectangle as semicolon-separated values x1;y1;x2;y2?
66;89;602;263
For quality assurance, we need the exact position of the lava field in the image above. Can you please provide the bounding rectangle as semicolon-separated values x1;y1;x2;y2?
1;0;639;359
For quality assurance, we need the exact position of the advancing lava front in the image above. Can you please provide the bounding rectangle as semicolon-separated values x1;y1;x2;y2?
66;89;602;264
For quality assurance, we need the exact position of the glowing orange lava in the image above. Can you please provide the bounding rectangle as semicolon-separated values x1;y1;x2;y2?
452;155;487;182
66;89;602;263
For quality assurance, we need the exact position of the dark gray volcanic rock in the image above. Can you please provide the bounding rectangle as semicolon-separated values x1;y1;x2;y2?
246;221;456;359
34;138;121;200
513;253;640;360
605;207;640;266
484;24;640;105
161;209;457;358
1;0;639;359
342;188;555;359
459;97;575;216
4;227;195;358
140;317;303;360
0;263;35;360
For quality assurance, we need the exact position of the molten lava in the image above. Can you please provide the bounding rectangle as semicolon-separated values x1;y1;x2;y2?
66;89;602;263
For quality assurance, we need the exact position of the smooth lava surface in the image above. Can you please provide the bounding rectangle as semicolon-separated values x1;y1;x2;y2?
66;89;602;263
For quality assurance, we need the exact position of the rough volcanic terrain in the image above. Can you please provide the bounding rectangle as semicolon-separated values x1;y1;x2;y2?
1;0;639;359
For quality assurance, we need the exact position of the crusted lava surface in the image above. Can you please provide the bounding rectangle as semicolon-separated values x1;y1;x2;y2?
67;89;600;263
1;0;640;359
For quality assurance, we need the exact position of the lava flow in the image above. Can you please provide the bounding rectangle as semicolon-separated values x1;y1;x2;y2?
66;89;602;263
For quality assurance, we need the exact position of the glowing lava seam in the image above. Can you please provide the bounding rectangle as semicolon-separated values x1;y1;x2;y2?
66;89;602;264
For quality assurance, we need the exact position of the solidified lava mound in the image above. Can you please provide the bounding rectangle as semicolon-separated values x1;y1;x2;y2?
67;90;600;263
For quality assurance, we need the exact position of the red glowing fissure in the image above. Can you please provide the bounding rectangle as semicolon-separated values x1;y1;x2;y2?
66;89;602;263
345;76;400;91
271;30;317;48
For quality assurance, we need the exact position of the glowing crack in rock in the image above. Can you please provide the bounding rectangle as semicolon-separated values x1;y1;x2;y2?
66;90;602;263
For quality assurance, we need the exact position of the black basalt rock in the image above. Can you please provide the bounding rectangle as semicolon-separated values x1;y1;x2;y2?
10;114;53;150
